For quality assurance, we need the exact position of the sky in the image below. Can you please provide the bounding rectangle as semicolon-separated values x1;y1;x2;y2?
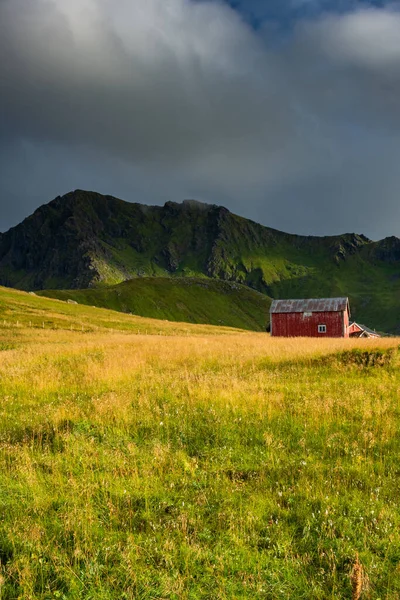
1;0;400;239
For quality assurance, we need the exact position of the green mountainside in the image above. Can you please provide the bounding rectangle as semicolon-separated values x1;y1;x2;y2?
1;189;400;332
38;278;270;331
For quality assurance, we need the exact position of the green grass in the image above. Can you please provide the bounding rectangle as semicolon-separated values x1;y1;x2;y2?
0;287;400;598
38;278;271;332
0;285;245;337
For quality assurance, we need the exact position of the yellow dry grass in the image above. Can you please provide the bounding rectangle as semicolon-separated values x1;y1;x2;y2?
1;327;398;436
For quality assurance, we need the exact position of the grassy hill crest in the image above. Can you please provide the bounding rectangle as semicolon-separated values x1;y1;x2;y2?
38;277;270;332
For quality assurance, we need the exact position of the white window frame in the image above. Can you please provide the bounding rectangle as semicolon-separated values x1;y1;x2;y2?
318;324;327;333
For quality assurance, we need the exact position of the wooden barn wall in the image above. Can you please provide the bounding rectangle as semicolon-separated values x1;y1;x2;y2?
348;323;362;335
272;310;348;338
344;309;349;335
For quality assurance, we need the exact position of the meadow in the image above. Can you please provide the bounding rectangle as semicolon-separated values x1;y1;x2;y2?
0;287;399;599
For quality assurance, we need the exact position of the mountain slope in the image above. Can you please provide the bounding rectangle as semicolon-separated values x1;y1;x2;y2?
0;191;222;289
38;278;271;331
1;189;400;332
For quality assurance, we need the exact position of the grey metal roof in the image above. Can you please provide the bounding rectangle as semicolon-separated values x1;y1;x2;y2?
355;323;379;336
270;297;349;314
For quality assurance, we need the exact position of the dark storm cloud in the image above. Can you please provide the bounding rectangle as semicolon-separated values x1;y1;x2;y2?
1;0;400;238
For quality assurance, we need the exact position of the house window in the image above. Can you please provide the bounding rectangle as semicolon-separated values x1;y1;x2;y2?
318;324;327;333
303;312;312;318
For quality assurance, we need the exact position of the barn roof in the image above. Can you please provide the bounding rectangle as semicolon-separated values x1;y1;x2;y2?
270;297;349;314
351;322;380;337
357;324;378;335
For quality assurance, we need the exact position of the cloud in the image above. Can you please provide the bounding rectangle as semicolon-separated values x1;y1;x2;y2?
1;0;271;161
1;0;400;238
296;6;400;67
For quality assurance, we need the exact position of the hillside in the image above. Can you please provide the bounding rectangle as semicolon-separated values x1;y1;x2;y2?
0;285;243;337
38;278;270;331
1;189;400;332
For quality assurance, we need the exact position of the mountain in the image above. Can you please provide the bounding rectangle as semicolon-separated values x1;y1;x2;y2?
1;189;400;332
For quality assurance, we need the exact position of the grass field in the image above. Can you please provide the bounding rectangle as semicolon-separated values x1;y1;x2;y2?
0;287;399;599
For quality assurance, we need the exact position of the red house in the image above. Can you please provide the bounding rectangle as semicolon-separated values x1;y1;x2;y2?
270;297;350;338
